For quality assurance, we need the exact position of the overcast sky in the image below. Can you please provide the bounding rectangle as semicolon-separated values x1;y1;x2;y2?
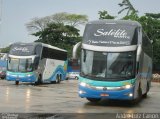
0;0;160;48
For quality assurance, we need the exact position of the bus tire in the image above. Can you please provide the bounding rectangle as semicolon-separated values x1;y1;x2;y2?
143;83;149;98
35;74;42;85
87;98;101;103
130;85;142;104
137;86;142;102
55;75;60;84
59;74;62;83
15;81;19;85
75;76;78;80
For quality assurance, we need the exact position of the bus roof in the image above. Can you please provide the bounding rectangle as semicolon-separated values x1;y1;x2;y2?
87;19;141;27
42;43;67;52
11;42;67;52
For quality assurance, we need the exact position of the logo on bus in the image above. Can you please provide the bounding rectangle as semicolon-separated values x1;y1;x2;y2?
94;29;130;39
12;47;30;53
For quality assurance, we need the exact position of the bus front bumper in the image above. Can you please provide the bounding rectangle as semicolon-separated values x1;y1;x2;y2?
6;73;36;82
79;85;135;100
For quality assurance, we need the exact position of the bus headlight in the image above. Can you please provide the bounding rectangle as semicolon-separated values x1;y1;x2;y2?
79;90;86;94
27;74;32;77
80;82;87;87
124;84;132;89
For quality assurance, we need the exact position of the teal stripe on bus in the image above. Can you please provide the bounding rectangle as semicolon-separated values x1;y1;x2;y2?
79;76;136;87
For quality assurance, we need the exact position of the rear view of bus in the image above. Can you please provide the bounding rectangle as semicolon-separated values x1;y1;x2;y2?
78;20;152;103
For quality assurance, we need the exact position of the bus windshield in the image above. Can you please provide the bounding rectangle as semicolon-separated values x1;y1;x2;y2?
8;58;33;72
81;50;136;81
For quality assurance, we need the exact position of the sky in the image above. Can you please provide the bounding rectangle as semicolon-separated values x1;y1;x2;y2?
0;0;160;48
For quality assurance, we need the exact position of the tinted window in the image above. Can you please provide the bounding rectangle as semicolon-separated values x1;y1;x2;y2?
41;47;67;61
81;50;136;81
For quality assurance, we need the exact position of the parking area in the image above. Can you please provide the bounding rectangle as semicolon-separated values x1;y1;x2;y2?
0;80;160;118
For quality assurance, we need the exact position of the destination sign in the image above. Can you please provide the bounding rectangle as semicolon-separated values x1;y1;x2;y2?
83;24;137;47
12;47;30;53
10;45;35;56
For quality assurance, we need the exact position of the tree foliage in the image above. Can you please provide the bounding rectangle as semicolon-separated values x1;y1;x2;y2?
118;0;138;16
0;46;10;53
33;23;81;57
98;0;160;69
98;10;115;19
26;12;88;33
26;12;88;58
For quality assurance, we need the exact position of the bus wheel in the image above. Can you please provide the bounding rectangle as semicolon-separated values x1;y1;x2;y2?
87;98;101;103
35;75;42;85
59;75;62;83
143;83;149;98
137;86;142;102
55;75;60;84
15;81;19;85
75;76;78;80
130;87;142;104
66;77;68;80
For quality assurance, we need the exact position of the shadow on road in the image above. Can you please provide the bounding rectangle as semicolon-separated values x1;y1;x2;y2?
84;98;145;108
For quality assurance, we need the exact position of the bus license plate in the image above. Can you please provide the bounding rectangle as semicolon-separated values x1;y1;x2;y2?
101;93;109;97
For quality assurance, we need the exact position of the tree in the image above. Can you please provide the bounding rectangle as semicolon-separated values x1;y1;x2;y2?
118;0;138;16
98;0;160;69
146;13;160;19
50;12;88;27
98;10;115;19
26;12;88;57
65;14;88;27
26;12;88;33
122;11;139;21
0;46;10;53
33;23;81;57
26;17;50;33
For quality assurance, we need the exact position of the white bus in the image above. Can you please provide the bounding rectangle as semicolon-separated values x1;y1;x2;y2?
77;20;152;103
6;42;68;85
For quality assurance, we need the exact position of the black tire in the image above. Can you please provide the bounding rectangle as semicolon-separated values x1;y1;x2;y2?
137;86;142;100
135;86;142;102
143;93;147;98
35;74;42;85
55;75;60;84
15;81;19;85
1;77;5;79
130;86;142;104
59;75;62;83
50;81;55;84
66;77;69;80
87;98;101;103
75;76;78;80
143;83;149;98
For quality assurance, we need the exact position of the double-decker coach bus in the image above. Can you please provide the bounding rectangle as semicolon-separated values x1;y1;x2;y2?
6;42;67;85
78;20;152;103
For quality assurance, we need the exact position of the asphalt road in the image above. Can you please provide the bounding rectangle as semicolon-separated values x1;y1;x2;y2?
0;79;160;118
